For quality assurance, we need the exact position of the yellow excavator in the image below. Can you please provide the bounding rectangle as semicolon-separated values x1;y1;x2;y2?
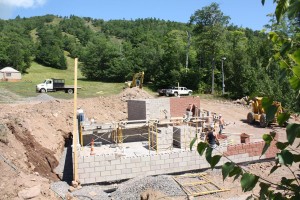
247;97;283;127
125;71;144;89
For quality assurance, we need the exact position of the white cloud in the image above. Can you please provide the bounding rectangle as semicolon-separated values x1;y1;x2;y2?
0;0;46;8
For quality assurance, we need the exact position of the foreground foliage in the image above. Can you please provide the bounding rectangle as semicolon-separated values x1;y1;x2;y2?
192;0;300;199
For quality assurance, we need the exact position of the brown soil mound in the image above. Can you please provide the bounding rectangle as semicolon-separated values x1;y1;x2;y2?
118;87;154;100
7;118;59;181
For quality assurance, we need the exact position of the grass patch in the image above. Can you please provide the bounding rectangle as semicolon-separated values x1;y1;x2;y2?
0;59;124;100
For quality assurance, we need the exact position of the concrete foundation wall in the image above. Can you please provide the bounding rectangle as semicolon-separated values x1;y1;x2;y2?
77;136;278;184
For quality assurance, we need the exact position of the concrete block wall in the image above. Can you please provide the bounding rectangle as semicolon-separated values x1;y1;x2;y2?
77;134;278;184
128;100;146;120
170;97;200;117
128;98;170;120
173;126;198;149
150;127;173;150
145;98;170;120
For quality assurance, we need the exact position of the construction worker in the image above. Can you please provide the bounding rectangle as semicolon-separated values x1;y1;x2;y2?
206;123;219;148
218;114;225;134
77;106;84;145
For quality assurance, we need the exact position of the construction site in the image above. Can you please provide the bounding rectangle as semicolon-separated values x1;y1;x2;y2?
0;87;297;200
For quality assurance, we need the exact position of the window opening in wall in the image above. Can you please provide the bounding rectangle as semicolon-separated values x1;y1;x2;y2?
6;73;11;77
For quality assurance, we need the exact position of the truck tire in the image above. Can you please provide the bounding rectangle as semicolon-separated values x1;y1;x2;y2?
174;92;178;97
188;92;192;96
260;114;268;128
247;112;255;124
67;89;74;94
40;88;46;93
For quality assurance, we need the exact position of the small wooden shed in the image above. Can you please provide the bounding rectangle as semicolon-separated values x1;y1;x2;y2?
0;67;22;82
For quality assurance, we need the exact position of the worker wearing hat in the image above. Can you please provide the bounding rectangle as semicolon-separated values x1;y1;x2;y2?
218;114;225;134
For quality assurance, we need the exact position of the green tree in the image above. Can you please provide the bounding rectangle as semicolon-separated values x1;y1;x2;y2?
190;3;230;94
35;26;67;69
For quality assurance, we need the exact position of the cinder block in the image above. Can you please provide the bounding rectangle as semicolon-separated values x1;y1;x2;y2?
156;159;164;165
105;154;115;161
95;166;105;172
78;168;84;174
96;176;105;183
164;159;174;164
141;156;151;162
172;162;179;167
89;172;100;178
106;165;116;171
126;163;136;168
111;169;122;175
85;167;95;173
150;155;161;161
170;153;179;159
121;168;132;174
131;157;141;163
78;156;84;163
121;158;131;164
84;156;95;163
97;160;110;167
179;151;188;158
101;171;111;176
150;165;160;171
106;175;117;182
179;162;188;167
89;162;99;168
78;162;89;169
132;168;142;173
160;164;170;169
174;157;183;163
142;166;151;172
95;155;105;162
115;164;126;170
79;173;89;179
85;177;95;184
111;159;121;165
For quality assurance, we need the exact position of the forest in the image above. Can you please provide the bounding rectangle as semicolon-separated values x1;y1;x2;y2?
0;3;299;112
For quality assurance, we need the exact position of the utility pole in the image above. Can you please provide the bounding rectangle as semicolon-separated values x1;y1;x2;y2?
221;57;226;95
185;31;191;73
211;58;215;94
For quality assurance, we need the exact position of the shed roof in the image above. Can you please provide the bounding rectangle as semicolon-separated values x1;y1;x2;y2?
0;67;20;73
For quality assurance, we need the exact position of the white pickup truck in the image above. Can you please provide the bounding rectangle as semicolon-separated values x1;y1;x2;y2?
36;78;81;94
165;87;193;97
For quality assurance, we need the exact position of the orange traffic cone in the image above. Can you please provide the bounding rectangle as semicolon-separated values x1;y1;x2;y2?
90;138;95;155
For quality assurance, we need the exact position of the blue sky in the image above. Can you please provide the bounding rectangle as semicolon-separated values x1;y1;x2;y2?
0;0;276;30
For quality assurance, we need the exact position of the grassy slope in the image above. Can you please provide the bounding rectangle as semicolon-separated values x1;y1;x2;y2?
0;55;124;100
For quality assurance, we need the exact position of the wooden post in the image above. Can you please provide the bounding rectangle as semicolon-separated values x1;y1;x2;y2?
73;58;78;182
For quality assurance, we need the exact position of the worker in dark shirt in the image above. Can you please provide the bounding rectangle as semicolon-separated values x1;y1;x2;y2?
206;124;219;148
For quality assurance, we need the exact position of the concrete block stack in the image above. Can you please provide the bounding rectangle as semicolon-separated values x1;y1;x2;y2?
150;126;173;151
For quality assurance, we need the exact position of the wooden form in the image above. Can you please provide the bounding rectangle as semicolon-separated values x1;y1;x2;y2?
173;173;229;197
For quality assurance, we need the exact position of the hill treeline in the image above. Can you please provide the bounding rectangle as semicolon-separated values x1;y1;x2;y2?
0;3;299;111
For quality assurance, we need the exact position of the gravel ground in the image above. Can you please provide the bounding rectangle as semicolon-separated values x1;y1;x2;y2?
50;181;70;199
111;175;187;200
24;93;56;102
50;175;186;200
72;185;111;200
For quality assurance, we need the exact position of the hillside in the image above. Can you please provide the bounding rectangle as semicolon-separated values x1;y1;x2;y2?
1;12;299;113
